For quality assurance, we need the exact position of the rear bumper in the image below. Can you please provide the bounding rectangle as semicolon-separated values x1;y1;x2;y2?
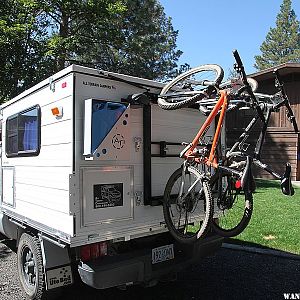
78;235;223;289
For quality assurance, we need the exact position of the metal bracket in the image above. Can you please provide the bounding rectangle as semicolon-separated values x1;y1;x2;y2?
49;77;55;92
134;191;143;206
134;137;142;152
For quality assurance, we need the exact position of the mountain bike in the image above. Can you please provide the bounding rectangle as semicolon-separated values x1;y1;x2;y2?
158;50;298;243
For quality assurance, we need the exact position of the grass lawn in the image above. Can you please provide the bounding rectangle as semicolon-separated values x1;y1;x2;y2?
228;179;300;255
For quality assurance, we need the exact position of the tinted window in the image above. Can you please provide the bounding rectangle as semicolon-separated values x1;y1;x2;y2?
6;106;40;157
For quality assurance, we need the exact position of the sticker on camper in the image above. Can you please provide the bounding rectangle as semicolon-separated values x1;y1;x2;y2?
94;183;123;208
112;133;125;149
46;266;73;290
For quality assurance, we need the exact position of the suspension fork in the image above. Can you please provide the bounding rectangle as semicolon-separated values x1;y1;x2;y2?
254;108;272;160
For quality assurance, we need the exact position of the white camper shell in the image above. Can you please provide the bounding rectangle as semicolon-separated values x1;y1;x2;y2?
0;65;223;297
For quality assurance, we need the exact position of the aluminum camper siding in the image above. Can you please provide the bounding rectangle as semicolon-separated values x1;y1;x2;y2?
0;65;219;247
1;68;75;242
69;66;216;247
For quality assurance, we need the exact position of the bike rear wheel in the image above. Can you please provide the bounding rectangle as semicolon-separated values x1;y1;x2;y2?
210;172;253;237
163;165;213;244
219;77;258;92
158;64;224;110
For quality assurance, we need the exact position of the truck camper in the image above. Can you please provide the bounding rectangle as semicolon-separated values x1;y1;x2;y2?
0;65;223;299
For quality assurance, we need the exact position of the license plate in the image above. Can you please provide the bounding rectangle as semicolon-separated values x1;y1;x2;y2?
152;244;174;264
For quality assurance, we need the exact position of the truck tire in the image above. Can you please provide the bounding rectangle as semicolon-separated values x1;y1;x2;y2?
17;233;45;300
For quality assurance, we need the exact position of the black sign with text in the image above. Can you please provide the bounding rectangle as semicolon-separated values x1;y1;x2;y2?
94;183;123;209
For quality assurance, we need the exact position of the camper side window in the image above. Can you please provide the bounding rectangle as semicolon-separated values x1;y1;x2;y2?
6;106;40;157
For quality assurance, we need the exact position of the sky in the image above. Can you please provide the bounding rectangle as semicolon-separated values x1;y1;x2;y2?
159;0;300;77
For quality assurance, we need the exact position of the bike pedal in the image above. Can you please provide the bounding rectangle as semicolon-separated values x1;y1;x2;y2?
280;163;295;196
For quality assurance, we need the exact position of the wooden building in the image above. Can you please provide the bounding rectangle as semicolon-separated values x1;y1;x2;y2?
226;63;300;180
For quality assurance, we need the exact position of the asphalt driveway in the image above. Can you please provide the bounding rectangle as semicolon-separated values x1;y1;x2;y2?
0;241;299;300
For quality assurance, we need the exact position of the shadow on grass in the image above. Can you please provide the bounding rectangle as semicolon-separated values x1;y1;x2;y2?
255;178;281;189
254;178;299;195
224;238;300;259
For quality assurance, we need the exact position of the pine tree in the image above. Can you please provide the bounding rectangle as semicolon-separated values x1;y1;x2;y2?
0;0;184;101
254;0;300;70
0;0;49;102
77;0;183;80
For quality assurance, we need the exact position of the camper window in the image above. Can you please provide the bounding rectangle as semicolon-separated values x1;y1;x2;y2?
6;105;40;157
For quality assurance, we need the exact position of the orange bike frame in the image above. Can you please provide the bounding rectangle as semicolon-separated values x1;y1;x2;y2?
184;90;228;169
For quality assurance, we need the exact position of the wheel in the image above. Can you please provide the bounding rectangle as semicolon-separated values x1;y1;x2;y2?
246;77;258;92
219;77;258;93
210;172;253;237
158;64;224;110
163;165;213;244
17;233;45;300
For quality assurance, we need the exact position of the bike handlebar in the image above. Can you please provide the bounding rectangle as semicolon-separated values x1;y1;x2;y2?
194;50;299;133
231;51;298;134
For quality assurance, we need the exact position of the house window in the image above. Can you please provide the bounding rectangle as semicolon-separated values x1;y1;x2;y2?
6;106;41;157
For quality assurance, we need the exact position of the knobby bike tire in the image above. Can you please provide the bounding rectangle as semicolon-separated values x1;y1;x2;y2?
247;77;258;92
163;166;213;244
219;77;258;93
158;64;224;110
209;172;253;237
285;102;299;132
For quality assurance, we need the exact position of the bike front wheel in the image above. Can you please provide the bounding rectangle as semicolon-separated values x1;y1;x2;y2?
210;172;253;237
158;64;224;110
163;166;213;244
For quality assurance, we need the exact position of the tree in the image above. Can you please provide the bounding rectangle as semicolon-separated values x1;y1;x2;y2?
76;0;183;80
39;0;126;72
0;0;49;102
0;0;184;102
254;0;300;70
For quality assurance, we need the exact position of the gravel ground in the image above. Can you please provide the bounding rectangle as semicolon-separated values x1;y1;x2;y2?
0;240;299;300
0;241;26;300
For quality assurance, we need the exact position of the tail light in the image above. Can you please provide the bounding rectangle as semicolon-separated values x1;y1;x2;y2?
235;180;242;189
80;242;108;262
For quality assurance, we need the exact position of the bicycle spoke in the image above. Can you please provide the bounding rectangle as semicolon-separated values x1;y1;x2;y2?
211;172;253;237
163;166;212;243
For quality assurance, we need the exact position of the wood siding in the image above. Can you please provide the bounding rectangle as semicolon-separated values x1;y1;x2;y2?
254;75;300;130
226;128;299;180
226;70;300;180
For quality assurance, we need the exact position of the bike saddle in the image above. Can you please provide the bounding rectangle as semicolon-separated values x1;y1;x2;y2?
241;156;256;193
280;163;295;196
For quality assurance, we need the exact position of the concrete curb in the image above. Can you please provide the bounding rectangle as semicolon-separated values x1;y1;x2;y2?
222;242;300;260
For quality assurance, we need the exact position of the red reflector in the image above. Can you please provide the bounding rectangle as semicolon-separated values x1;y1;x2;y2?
80;245;91;262
90;243;100;260
99;242;108;257
235;180;242;189
62;82;67;88
80;242;108;262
